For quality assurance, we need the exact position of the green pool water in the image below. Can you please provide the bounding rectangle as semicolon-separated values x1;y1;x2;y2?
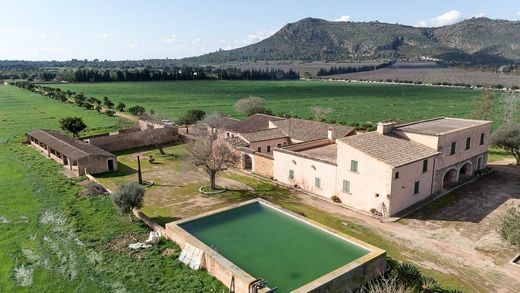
180;202;369;292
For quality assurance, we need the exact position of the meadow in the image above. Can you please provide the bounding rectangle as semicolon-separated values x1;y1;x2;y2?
0;86;225;292
51;80;483;125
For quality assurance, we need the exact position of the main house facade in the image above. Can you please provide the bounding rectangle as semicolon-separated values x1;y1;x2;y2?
223;116;491;217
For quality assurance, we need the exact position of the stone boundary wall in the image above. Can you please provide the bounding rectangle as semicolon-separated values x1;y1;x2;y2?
84;127;178;152
252;153;274;178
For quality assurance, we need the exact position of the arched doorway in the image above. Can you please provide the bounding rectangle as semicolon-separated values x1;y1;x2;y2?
459;162;473;179
243;155;252;171
442;168;458;189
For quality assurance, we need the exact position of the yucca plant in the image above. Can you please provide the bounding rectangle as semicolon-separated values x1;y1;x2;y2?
419;276;442;293
393;263;422;289
360;276;407;293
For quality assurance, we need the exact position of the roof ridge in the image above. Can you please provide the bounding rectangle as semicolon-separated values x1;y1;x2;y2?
43;130;90;157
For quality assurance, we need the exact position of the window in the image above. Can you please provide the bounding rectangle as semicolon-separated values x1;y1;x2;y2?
315;177;321;188
414;181;420;194
395;172;400;179
289;169;294;179
72;160;78;166
257;147;261;152
422;159;428;173
267;146;271;152
350;160;358;172
465;137;471;150
277;143;281;147
480;133;485;145
342;180;350;193
226;132;230;138
450;142;456;155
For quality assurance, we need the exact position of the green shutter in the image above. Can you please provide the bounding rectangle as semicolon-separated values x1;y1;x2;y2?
343;180;350;193
289;170;294;179
315;177;321;188
351;160;358;172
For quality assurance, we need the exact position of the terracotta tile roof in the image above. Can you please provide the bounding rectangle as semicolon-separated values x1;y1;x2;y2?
339;132;439;167
396;117;491;136
239;128;288;143
221;114;285;133
226;136;250;148
272;118;356;142
27;129;115;160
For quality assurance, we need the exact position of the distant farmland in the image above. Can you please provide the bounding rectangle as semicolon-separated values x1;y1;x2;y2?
323;62;520;89
49;80;484;125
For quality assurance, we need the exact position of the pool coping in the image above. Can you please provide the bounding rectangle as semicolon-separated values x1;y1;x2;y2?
166;198;386;292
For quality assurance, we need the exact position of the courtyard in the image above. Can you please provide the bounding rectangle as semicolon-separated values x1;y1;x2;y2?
94;142;520;292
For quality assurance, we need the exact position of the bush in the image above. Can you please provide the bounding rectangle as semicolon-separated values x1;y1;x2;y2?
105;110;116;116
128;105;146;116
112;183;145;214
497;205;520;249
360;276;407;293
393;263;421;288
82;182;107;197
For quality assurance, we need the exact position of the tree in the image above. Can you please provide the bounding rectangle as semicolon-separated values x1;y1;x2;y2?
492;123;520;165
112;183;145;220
128;105;146;116
140;112;170;155
59;117;87;137
188;123;240;190
309;106;333;121
116;102;126;112
500;92;519;125
497;205;520;249
471;90;495;120
178;109;206;133
234;96;271;116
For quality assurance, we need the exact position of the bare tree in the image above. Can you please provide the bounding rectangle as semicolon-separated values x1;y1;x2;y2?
471;90;496;120
140;112;170;155
309;106;333;121
187;135;240;190
197;112;226;138
234;96;271;116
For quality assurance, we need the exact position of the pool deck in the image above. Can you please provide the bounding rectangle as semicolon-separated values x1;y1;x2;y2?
165;198;386;293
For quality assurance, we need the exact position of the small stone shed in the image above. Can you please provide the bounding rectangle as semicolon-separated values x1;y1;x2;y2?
27;129;118;176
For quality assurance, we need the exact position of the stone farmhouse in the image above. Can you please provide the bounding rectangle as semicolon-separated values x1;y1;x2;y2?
220;116;491;217
215;114;356;177
27;129;118;176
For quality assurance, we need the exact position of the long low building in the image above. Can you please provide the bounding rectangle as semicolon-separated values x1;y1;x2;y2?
27;129;118;176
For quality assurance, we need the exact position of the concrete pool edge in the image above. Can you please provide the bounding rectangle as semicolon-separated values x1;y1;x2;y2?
165;198;386;293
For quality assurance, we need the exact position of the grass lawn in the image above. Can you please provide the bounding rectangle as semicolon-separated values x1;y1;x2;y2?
50;80;486;125
0;86;225;292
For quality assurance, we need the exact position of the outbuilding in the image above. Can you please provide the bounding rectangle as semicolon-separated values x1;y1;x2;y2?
27;129;118;176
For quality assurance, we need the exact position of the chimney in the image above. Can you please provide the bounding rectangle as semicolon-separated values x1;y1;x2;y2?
327;127;335;142
377;121;396;135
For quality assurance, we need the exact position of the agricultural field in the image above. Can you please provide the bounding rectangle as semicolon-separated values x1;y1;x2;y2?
326;62;520;88
0;85;225;292
50;80;486;125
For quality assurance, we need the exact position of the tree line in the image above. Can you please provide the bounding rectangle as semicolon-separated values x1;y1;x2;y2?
316;61;395;76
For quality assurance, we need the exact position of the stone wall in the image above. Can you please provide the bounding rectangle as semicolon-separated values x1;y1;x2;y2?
85;127;178;152
252;153;274;178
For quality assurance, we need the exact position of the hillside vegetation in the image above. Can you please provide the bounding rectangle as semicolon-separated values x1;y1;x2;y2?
184;17;520;65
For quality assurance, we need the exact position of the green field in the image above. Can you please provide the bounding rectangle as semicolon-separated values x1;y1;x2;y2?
0;86;225;292
51;80;483;124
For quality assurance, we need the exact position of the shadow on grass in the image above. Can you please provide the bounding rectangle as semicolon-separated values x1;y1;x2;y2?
96;162;136;178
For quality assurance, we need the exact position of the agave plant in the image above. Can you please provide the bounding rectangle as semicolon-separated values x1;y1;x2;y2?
393;263;422;288
419;276;442;293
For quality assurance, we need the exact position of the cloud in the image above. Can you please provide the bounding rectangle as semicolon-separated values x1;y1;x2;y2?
35;34;48;40
130;43;138;48
162;34;178;44
0;27;17;34
334;15;351;22
97;33;109;39
242;30;275;45
416;10;464;27
517;11;520;16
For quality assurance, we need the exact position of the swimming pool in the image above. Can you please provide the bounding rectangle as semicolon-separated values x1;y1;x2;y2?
166;199;386;292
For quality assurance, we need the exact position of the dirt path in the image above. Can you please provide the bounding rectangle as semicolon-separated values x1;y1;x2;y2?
296;161;520;292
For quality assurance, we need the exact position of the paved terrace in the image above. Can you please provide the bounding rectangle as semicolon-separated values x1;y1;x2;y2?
300;144;338;164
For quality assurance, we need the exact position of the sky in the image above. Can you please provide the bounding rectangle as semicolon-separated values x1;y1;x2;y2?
0;0;519;61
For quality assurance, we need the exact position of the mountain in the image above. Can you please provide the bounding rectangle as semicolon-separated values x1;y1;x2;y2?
182;17;520;65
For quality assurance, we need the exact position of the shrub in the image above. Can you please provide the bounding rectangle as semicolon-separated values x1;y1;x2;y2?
83;182;107;197
418;276;442;293
497;205;520;248
128;105;146;116
360;276;407;293
105;110;116;117
331;195;342;203
112;183;145;214
393;263;421;288
512;85;519;90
